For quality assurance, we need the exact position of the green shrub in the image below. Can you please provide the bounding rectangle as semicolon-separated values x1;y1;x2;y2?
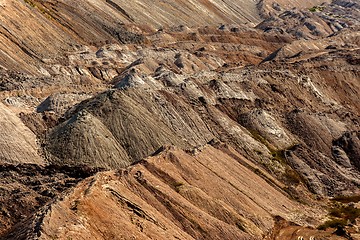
332;195;360;203
309;6;325;12
270;149;286;163
318;204;360;230
24;0;36;7
329;205;360;222
318;218;347;230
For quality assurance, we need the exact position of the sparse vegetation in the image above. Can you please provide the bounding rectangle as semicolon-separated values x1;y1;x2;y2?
248;129;291;164
235;221;246;232
332;195;360;203
318;218;347;230
270;149;286;164
24;0;36;8
309;6;325;12
248;129;268;147
23;0;55;20
173;182;184;192
318;203;360;230
329;205;360;222
248;129;304;185
283;166;302;185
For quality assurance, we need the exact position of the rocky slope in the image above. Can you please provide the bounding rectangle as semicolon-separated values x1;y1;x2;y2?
258;0;360;39
0;0;359;239
0;102;43;164
4;145;326;240
0;0;267;75
0;164;100;236
41;26;360;197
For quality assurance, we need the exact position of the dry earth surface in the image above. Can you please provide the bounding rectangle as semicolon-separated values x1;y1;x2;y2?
0;0;359;239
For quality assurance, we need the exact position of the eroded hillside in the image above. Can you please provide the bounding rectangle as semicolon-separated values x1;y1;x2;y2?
0;0;359;239
4;145;325;240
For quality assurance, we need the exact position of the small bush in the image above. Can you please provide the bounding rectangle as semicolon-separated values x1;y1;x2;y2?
24;0;36;7
253;168;261;175
309;6;325;12
329;205;360;222
283;167;302;185
270;149;286;163
332;195;360;203
318;218;347;230
318;204;360;230
173;182;184;192
235;221;246;232
253;149;263;155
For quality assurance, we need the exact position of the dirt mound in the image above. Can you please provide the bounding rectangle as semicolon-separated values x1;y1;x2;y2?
45;90;189;168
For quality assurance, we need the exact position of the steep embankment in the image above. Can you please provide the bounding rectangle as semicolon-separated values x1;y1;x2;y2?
0;103;43;164
0;164;100;236
0;0;265;74
43;26;360;198
3;145;326;240
0;0;359;239
257;0;360;40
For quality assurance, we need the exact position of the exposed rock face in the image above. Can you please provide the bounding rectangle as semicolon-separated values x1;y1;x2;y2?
41;27;360;197
0;164;100;236
36;93;91;115
0;0;359;239
0;0;266;74
0;103;43;164
3;146;325;240
257;0;359;39
333;131;360;170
